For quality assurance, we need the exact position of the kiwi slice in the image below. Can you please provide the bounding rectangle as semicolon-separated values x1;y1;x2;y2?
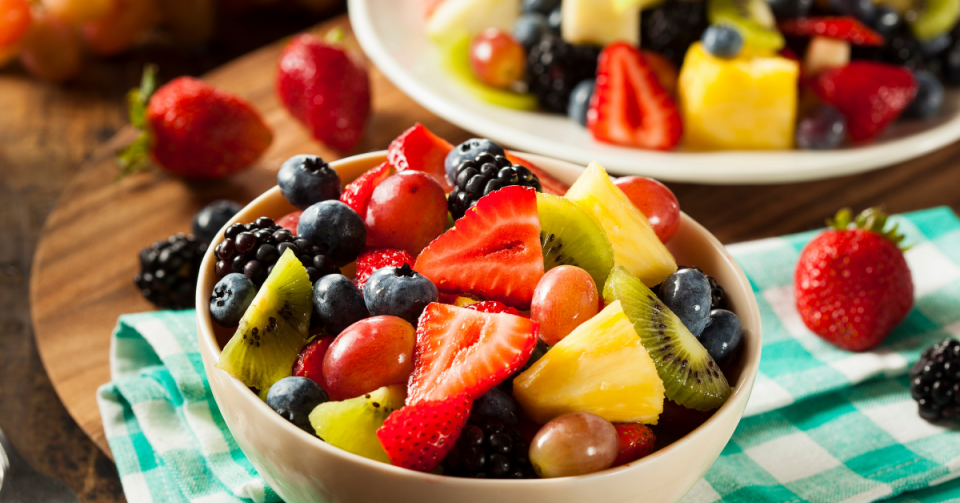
537;192;615;289
909;0;960;41
216;249;313;392
603;266;731;411
309;384;406;463
708;0;784;52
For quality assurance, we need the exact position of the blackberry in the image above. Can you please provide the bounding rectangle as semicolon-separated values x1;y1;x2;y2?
442;415;536;478
641;0;708;67
135;233;207;309
657;266;726;311
214;217;339;286
527;34;601;113
910;338;960;422
448;153;542;221
851;27;925;70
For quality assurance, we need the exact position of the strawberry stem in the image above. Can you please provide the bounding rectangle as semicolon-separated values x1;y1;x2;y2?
827;207;907;248
116;65;159;180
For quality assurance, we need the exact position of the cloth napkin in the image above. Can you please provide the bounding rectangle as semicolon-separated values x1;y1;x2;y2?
97;207;960;503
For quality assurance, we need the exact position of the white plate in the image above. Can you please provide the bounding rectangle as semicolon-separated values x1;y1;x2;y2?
348;0;960;184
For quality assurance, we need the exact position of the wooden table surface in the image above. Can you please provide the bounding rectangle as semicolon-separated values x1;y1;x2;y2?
7;10;960;503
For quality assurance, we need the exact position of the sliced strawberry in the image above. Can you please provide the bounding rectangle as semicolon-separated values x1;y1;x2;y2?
414;185;544;308
779;17;884;46
354;247;415;290
811;62;916;142
588;42;682;151
387;123;454;192
641;50;678;97
504;152;569;196
377;392;471;472
407;303;537;405
276;211;302;235
340;162;395;217
293;336;335;392
612;423;656;467
465;300;523;316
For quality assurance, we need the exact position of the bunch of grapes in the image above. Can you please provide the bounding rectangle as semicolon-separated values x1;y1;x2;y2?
0;0;341;83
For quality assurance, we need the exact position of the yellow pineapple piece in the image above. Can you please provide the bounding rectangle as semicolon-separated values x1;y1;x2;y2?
561;0;640;46
564;162;676;287
679;42;799;150
514;301;665;425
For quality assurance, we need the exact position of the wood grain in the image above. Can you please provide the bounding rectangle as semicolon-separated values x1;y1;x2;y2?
27;11;960;475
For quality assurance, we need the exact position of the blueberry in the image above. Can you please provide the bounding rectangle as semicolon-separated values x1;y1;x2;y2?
905;70;945;119
313;274;369;335
766;0;812;19
921;34;952;57
209;273;256;327
521;0;560;15
297;200;366;267
829;0;876;23
473;387;520;426
702;24;743;58
444;138;507;186
567;79;595;127
698;309;743;368
795;104;847;150
266;376;328;433
193;200;242;244
277;155;341;210
870;7;901;38
658;268;711;336
514;13;550;49
547;5;562;33
363;264;438;324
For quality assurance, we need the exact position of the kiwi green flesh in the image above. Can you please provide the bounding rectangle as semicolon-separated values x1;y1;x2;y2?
603;267;731;411
910;0;960;41
708;0;785;50
537;193;615;290
217;250;313;392
309;385;405;463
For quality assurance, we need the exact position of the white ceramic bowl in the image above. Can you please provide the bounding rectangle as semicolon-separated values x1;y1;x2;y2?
196;151;763;503
348;0;960;185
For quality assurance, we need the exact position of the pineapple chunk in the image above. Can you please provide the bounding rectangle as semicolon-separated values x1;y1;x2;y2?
679;42;799;150
426;0;519;46
513;301;665;425
561;0;639;46
565;162;676;287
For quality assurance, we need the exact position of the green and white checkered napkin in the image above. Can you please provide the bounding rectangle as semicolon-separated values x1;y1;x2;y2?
97;207;960;503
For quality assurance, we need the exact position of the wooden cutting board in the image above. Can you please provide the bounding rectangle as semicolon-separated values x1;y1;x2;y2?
28;15;474;458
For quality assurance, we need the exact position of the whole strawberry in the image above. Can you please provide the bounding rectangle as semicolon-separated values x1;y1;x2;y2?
376;393;472;472
795;208;913;351
276;31;371;152
118;66;273;179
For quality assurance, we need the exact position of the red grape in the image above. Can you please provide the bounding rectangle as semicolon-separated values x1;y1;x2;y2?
614;176;680;243
469;28;526;89
529;412;619;478
322;316;416;401
18;12;82;82
0;0;31;67
365;171;448;256
530;266;599;346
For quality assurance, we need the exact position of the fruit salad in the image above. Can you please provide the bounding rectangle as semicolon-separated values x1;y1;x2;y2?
209;123;746;478
420;0;956;151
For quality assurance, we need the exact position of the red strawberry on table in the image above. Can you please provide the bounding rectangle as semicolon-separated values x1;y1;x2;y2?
387;123;454;192
276;32;371;151
778;17;885;46
811;62;916;143
340;162;396;216
588;42;682;150
406;303;538;405
117;66;273;179
612;423;656;467
795;208;914;351
354;247;415;290
415;185;544;308
377;392;472;472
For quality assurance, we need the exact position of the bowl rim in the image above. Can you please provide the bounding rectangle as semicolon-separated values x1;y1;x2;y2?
195;150;763;486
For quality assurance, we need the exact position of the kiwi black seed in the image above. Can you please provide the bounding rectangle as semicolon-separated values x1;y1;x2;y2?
536;192;615;290
603;266;732;411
